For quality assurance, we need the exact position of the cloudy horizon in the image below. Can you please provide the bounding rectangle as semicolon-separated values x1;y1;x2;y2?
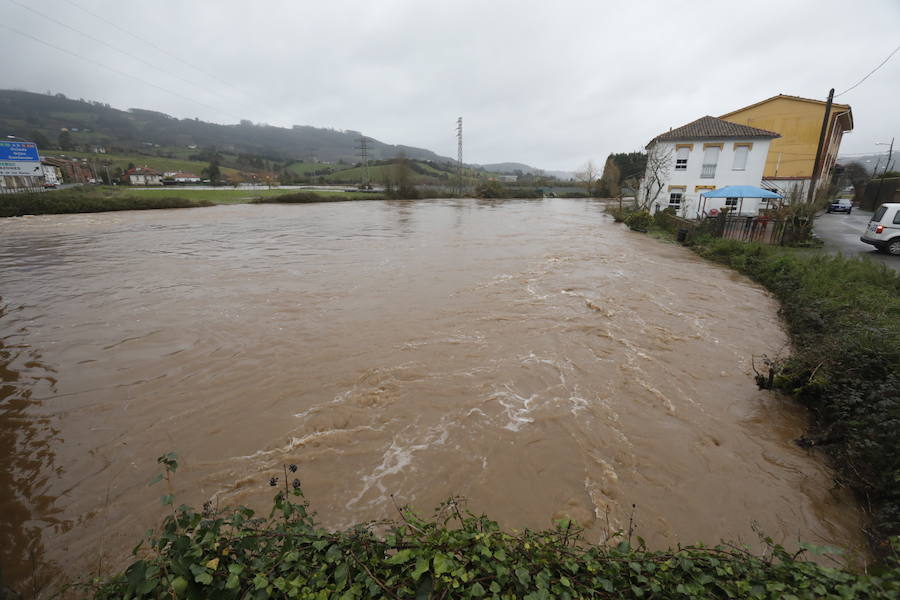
1;0;899;171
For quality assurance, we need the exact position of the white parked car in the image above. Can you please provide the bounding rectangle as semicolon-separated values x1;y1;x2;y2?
860;203;900;256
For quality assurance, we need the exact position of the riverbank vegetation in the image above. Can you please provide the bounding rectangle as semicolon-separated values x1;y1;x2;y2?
620;204;900;554
474;180;543;199
0;187;214;217
80;457;899;599
684;236;900;555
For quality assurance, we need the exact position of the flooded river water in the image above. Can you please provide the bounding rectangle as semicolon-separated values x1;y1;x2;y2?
0;199;866;590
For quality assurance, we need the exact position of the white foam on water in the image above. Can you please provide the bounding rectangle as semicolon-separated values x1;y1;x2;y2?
520;352;573;387
346;424;450;510
568;393;590;415
398;331;487;350
232;424;385;461
490;386;538;432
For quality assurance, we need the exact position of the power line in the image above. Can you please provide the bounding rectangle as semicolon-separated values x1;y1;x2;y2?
835;44;900;98
60;0;236;90
0;23;237;120
8;0;231;112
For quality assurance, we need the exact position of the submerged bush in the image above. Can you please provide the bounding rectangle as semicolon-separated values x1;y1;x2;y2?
604;203;635;223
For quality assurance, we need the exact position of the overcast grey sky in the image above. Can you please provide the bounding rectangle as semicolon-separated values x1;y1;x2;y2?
2;0;899;171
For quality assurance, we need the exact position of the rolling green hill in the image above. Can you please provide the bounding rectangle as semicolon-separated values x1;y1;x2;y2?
0;89;452;165
1;89;562;187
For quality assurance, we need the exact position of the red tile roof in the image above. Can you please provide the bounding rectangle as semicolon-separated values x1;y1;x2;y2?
650;116;780;145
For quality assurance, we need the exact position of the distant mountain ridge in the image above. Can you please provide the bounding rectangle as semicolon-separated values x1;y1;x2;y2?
0;89;454;165
479;162;575;181
839;151;900;175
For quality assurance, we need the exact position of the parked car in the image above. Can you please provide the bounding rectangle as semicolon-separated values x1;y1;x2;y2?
827;199;853;214
860;203;900;255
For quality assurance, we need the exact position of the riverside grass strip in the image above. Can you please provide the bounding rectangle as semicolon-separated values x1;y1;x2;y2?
0;188;214;217
0;187;384;216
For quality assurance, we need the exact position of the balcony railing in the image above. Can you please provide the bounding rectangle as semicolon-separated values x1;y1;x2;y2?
700;164;717;178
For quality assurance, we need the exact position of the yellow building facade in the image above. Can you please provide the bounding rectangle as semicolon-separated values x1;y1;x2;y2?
719;95;853;195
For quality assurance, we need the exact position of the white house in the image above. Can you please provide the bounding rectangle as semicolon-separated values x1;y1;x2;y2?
164;171;201;184
639;116;780;218
124;167;163;186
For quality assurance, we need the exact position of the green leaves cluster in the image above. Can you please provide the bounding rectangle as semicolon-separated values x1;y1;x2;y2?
88;488;900;599
689;237;900;548
624;210;652;232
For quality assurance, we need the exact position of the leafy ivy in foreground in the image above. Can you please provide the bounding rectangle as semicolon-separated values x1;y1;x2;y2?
84;461;899;600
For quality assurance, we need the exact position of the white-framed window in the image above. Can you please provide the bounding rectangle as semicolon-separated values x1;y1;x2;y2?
675;147;689;170
725;197;738;209
732;146;749;171
701;146;720;178
669;191;683;208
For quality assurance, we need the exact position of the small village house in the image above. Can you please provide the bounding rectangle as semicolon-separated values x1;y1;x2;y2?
41;163;62;187
719;94;853;200
41;156;95;184
123;166;163;186
639;116;780;218
163;171;201;184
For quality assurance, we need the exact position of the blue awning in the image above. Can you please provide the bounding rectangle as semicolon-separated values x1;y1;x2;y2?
701;185;783;199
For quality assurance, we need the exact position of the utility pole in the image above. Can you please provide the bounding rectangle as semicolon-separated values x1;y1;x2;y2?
874;137;895;207
356;135;370;189
880;138;895;178
456;117;463;197
807;88;834;204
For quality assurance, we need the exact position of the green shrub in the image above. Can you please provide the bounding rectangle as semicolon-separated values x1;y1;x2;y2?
253;192;358;203
624;210;652;231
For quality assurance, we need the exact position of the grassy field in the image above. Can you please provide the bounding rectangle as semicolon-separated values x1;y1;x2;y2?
321;161;482;186
125;187;301;204
284;162;336;176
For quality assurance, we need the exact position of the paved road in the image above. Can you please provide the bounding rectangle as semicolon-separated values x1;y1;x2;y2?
813;209;900;272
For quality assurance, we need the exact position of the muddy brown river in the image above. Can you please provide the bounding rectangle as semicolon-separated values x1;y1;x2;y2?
0;199;866;591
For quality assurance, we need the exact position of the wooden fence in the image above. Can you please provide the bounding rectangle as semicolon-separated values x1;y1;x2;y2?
711;215;787;244
658;211;796;245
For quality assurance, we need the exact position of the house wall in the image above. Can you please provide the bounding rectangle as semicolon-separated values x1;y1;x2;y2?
719;97;851;181
642;137;771;218
41;164;61;186
128;173;163;185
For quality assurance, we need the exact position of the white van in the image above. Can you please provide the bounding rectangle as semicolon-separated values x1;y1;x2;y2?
860;203;900;255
